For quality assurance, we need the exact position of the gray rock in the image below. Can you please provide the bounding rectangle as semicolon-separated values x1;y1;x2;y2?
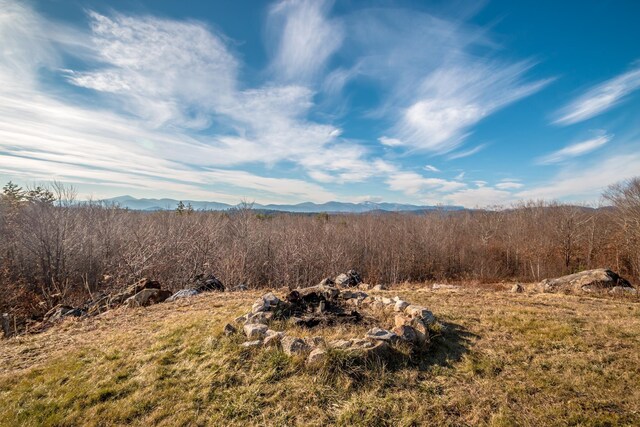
404;305;435;324
329;339;353;349
281;336;310;356
393;325;418;344
307;348;327;366
432;284;459;290
511;283;524;293
541;269;633;293
243;323;268;339
166;289;200;302
394;300;410;312
223;323;237;336
241;340;263;348
372;284;387;291
365;327;398;342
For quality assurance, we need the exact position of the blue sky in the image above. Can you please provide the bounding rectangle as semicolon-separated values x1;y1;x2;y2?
1;0;639;207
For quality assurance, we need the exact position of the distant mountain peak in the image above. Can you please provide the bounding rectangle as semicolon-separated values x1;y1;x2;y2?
102;196;463;213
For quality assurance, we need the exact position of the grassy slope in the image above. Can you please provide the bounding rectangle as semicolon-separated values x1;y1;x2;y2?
1;286;639;427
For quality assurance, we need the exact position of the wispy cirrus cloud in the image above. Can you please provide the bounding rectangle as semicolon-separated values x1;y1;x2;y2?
536;133;611;164
267;0;343;85
553;63;640;125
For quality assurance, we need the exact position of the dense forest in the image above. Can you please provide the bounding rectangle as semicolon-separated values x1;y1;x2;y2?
1;179;639;319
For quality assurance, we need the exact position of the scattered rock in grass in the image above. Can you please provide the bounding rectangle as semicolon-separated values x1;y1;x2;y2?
281;336;310;355
372;284;387;291
241;340;262;348
223;323;237;336
243;323;268;339
365;327;398;342
307;348;327;366
511;283;524;293
609;286;637;295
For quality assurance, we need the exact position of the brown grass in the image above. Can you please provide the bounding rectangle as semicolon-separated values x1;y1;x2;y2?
1;285;639;426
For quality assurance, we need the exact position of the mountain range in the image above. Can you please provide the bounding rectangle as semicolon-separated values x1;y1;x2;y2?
103;196;463;213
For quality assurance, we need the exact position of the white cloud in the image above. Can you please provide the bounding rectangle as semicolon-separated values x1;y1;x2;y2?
386;171;466;196
455;172;465;180
537;134;611;164
495;181;523;190
554;64;640;125
398;62;550;152
517;151;640;201
446;143;487;160
67;11;238;129
444;186;513;207
424;165;440;172
268;0;343;84
378;136;403;147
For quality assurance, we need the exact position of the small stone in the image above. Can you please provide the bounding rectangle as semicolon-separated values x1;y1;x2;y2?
381;297;393;305
223;323;237;336
263;330;285;346
329;339;353;349
394;300;409;312
245;312;268;325
609;286;637;295
404;305;435;324
243;323;268;339
511;283;524;293
262;292;281;308
251;299;267;313
234;314;248;324
365;327;398;342
350;338;375;349
372;284;387;291
307;348;327;366
241;340;263;348
281;336;310;356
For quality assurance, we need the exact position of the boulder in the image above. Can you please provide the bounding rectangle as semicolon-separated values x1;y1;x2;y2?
394;314;411;328
372;284;387;291
335;270;362;287
365;327;398;342
404;305;435;324
394;300;410;312
540;269;633;293
193;273;225;292
392;325;418;344
281;336;310;355
305;336;326;348
124;289;172;307
166;289;199;302
109;278;161;306
243;323;268;339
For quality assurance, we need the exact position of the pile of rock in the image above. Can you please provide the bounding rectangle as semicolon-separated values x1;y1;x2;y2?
227;281;437;366
166;273;226;302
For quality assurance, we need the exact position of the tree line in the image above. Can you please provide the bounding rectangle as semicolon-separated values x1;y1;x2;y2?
1;178;639;319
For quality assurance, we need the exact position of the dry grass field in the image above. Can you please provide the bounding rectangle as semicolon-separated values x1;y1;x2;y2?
1;285;639;426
